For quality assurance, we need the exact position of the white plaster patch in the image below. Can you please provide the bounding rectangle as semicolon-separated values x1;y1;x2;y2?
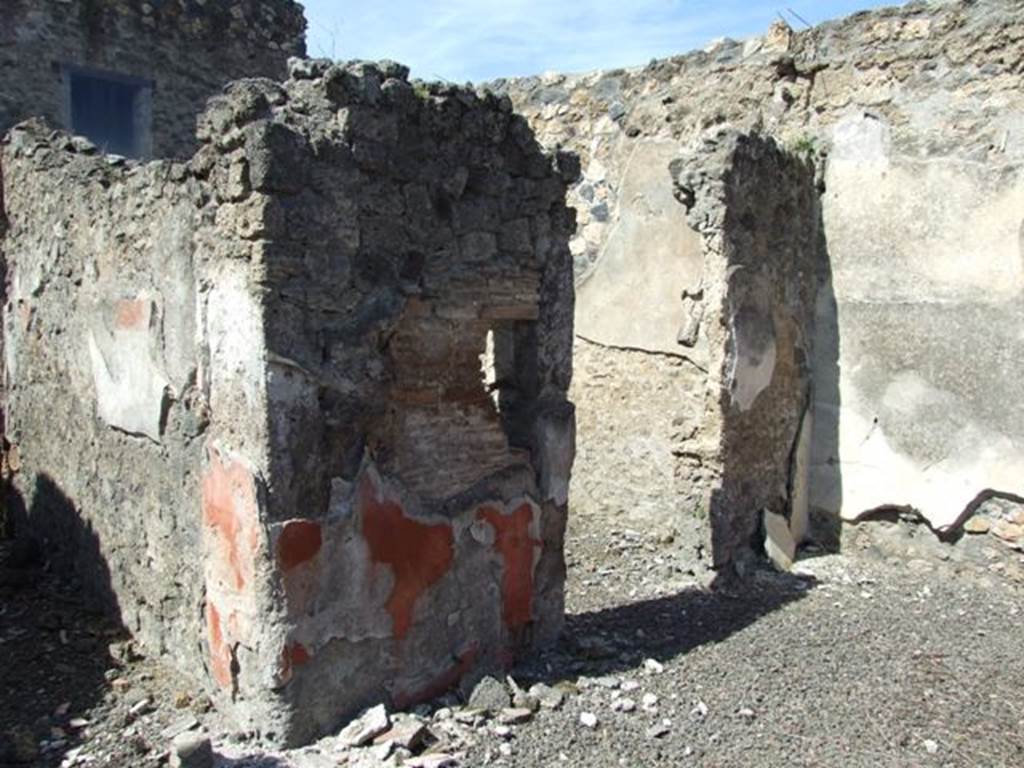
789;408;813;545
825;121;1024;303
830;112;892;168
763;509;796;570
87;296;170;442
815;404;1024;531
881;371;957;417
205;271;266;412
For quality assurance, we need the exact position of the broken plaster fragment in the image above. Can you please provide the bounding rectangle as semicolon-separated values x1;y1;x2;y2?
87;296;171;443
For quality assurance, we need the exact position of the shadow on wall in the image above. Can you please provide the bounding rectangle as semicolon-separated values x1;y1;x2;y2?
0;477;124;766
806;194;842;553
5;472;124;623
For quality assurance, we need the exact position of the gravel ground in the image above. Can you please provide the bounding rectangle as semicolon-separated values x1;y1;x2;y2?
2;507;1022;768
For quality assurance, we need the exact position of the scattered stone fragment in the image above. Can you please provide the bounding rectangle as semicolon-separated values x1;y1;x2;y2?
594;675;620;689
991;521;1023;543
611;697;636;713
161;715;200;740
528;683;565;710
467;676;510;713
691;701;709;719
493;724;512;739
737;707;756;720
497;708;533;725
923;739;939;755
645;722;671;739
512;691;540;712
643;658;664;674
339;704;390;747
579;712;599;729
621;680;641;693
963;517;991;534
169;731;213;768
506;675;527;701
641;693;659;710
498;743;513;757
127;698;153;719
453;709;485;726
373;719;428;752
405;754;458;768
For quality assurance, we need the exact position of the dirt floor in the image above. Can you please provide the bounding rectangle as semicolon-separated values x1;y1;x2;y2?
2;504;1022;768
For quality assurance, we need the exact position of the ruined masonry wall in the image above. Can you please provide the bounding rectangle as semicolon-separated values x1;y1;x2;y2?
0;61;578;746
671;131;822;573
496;0;1024;536
0;127;209;670
0;0;306;158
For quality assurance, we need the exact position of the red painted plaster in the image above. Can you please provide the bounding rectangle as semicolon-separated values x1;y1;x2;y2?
478;502;541;630
275;641;313;687
277;519;322;570
206;602;233;689
359;474;453;640
289;642;312;666
114;299;149;330
201;450;260;593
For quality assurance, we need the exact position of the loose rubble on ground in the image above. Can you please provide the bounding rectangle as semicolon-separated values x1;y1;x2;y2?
3;496;1022;768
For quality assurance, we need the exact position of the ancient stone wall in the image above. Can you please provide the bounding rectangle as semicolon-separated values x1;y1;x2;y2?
0;0;306;159
496;0;1024;543
670;130;822;575
0;61;577;746
0;124;208;670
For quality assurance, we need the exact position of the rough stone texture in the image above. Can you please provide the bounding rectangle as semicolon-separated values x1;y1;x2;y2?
0;0;306;159
571;338;705;529
670;131;822;574
0;131;207;672
495;0;1024;536
0;60;577;746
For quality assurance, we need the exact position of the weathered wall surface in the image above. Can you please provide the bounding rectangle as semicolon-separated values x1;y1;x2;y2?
671;131;822;573
0;125;208;671
496;0;1024;537
0;0;306;158
1;61;577;746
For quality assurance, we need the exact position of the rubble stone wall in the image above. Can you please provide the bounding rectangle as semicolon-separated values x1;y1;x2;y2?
0;0;306;159
670;131;823;574
0;125;209;672
1;61;577;746
496;0;1024;541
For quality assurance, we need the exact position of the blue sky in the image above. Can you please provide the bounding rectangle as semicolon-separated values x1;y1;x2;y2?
299;0;902;82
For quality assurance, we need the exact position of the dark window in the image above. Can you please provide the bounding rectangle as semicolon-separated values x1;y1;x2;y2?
68;70;149;157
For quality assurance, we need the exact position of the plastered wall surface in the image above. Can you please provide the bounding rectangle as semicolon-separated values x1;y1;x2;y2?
495;0;1024;537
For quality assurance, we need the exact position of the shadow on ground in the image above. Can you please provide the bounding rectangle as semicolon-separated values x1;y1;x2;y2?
515;568;816;685
0;475;123;767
